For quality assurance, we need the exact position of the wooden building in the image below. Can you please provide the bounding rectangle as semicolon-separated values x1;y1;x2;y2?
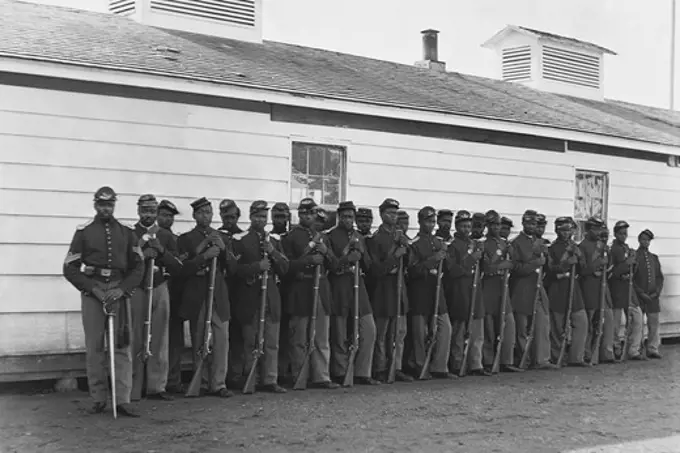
0;0;678;381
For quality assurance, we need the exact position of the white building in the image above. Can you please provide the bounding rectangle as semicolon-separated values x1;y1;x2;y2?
0;0;678;381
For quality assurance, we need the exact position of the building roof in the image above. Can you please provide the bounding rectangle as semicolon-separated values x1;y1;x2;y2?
1;0;679;148
484;25;617;56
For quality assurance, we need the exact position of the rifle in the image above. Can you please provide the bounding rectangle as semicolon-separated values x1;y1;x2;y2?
185;256;218;397
590;245;608;365
342;262;361;387
419;257;445;380
619;248;635;362
293;264;321;390
556;263;577;367
491;250;511;374
386;256;404;384
243;233;270;394
519;252;544;370
104;302;117;419
460;253;482;377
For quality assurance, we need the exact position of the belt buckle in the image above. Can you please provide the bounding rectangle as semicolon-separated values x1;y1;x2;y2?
101;269;112;277
429;268;438;276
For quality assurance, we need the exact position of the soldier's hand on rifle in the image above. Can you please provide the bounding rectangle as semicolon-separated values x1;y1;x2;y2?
143;247;158;259
314;241;328;255
497;260;514;270
147;237;164;254
396;231;409;247
348;250;362;263
203;245;221;260
640;293;652;303
210;234;226;251
435;250;447;262
470;250;482;262
308;254;324;266
91;286;107;302
259;259;271;272
104;287;124;302
625;255;636;266
567;255;579;265
263;240;274;254
395;246;407;258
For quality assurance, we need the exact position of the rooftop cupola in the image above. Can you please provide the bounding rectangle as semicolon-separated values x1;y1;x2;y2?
482;25;617;101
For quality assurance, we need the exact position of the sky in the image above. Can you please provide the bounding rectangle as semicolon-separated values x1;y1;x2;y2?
263;0;677;109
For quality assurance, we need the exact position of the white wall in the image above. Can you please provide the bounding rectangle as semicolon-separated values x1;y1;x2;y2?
1;82;678;362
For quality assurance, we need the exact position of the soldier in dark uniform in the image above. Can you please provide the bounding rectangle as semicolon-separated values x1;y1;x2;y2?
231;201;289;393
635;229;664;359
509;210;555;369
63;186;145;417
130;195;183;401
367;199;413;383
355;208;374;237
407;206;454;379
609;220;638;360
156;200;186;394
177;197;235;397
500;216;514;240
578;217;615;364
270;202;292;383
470;212;486;240
217;199;245;387
435;209;454;242
326;201;380;386
447;210;488;376
396;210;410;237
481;210;521;373
547;217;589;366
282;198;339;390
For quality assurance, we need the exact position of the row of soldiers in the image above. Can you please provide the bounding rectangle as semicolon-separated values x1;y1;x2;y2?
62;187;664;418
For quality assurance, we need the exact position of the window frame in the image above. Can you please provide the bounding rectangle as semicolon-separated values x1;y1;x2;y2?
288;136;349;225
573;168;609;242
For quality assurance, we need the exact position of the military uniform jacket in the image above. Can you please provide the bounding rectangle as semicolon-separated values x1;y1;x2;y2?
546;238;585;313
63;216;145;296
326;226;373;317
366;225;410;317
133;223;183;290
509;232;544;315
407;233;449;317
281;225;337;316
177;226;235;322
634;249;664;313
608;240;639;310
446;233;484;321
578;238;607;311
481;235;511;318
231;229;289;324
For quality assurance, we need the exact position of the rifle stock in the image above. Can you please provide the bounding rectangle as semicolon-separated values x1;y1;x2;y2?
556;264;576;367
386;257;404;384
342;264;361;387
294;265;321;390
491;268;510;374
519;265;544;370
459;260;481;377
419;258;444;380
244;242;269;394
185;256;218;398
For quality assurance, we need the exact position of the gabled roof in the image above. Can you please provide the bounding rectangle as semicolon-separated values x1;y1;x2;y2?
483;25;617;55
0;0;677;148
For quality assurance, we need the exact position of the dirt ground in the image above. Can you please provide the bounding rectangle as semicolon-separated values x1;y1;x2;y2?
1;345;679;453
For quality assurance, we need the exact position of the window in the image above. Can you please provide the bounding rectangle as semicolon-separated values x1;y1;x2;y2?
290;141;346;208
573;169;609;242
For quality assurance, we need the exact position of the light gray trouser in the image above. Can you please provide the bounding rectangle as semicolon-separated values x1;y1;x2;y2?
330;314;377;379
189;306;229;392
373;315;407;375
288;301;332;384
409;314;452;374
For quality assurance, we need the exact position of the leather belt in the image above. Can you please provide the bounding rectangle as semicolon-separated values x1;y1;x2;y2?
83;266;124;280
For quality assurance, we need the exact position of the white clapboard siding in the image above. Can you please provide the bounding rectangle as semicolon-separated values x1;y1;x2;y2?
0;276;78;313
0;312;84;355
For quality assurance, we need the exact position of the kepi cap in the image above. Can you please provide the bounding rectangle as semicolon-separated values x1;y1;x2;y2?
271;202;290;214
639;229;654;240
455;210;472;224
137;194;158;207
418;206;436;221
585;216;605;229
379;198;400;213
190;197;211;212
356;208;373;219
484;210;501;225
158;199;179;215
522;210;538;222
501;216;514;228
337;201;357;212
397;210;409;220
249;200;269;215
554;216;573;231
94;186;117;202
437;209;454;220
298;197;318;213
315;207;328;221
536;213;547;226
472;212;486;224
219;199;238;213
614;220;630;232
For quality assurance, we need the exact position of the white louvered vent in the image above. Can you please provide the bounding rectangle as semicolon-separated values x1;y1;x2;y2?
150;0;256;27
542;45;600;89
502;45;531;82
109;0;135;15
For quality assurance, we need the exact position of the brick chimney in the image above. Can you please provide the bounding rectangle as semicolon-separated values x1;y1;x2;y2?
415;29;446;72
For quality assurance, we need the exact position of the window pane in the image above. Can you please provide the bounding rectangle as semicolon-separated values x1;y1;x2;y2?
325;147;343;177
574;220;587;243
292;144;307;175
309;146;324;176
324;178;340;205
308;176;323;205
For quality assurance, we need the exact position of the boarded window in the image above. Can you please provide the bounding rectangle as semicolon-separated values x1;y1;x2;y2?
290;142;346;224
573;169;609;242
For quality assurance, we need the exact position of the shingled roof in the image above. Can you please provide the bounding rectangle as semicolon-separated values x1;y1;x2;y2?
1;0;679;148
